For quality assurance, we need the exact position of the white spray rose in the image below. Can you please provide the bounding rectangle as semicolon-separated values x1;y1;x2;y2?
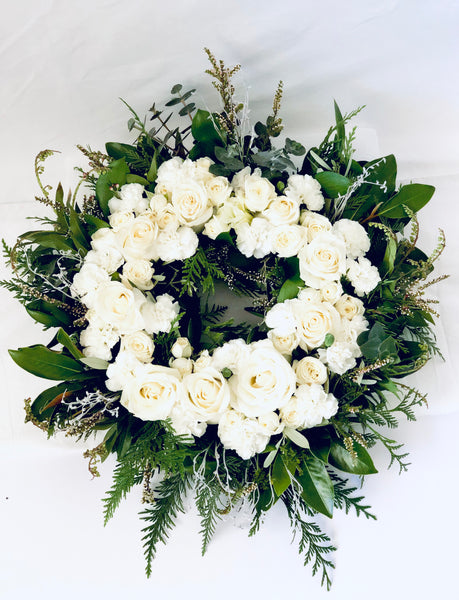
218;409;270;460
93;282;145;334
203;215;229;240
269;224;305;258
193;350;212;372
262;196;301;225
294;356;328;385
229;340;296;417
320;280;343;304
258;412;284;436
335;294;365;320
206;176;232;207
116;216;159;261
171;180;213;228
120;331;154;363
233;167;277;212
285;174;325;211
120;364;184;421
267;330;300;355
333;219;370;259
122;259;154;290
300;211;332;242
169;357;194;377
298;231;347;288
108;210;135;232
346;257;381;296
182;367;231;424
171;337;192;359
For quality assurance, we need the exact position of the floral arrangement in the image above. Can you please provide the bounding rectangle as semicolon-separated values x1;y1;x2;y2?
2;51;446;588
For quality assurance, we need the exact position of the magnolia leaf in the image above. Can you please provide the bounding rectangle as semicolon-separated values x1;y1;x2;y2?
9;345;86;380
378;184;435;218
271;454;291;497
328;440;378;475
315;171;351;198
297;453;334;518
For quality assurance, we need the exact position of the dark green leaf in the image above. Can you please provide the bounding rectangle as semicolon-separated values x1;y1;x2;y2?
30;381;84;420
57;328;83;359
68;206;90;253
170;84;183;94
108;158;129;186
20;231;75;252
146;152;158;183
105;142;140;164
178;103;195;116
126;174;149;185
278;277;302;302
297;453;334;517
95;172;113;217
191;109;225;144
329;440;378;475
358;322;398;362
25;300;72;328
9;345;86;380
378;184;435;218
165;98;182;107
315;171;351;198
308;429;331;463
272;454;291;497
83;214;110;235
285;138;306;156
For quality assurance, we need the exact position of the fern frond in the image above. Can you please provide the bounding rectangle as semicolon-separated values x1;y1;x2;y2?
330;473;376;520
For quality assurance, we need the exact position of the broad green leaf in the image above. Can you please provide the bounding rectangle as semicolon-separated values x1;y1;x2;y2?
285;138;306;156
126;174;149;185
95;172;113;217
308;429;331;463
358;322;398;362
272;454;291;497
25;300;72;328
9;345;86;380
20;231;75;252
30;381;83;420
146;151;158;182
328;440;378;475
68;206;90;253
297;453;334;517
315;171;351;198
263;449;278;468
278;277;302;302
79;357;109;370
284;427;310;449
378;184;435;218
108;158;128;186
382;237;397;274
57;328;83;359
105;142;140;164
191;109;225;144
83;214;109;235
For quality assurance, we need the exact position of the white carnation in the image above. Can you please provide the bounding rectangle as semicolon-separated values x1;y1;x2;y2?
318;341;361;375
333;219;371;259
346;256;381;296
70;262;110;307
236;217;273;258
141;293;179;335
265;301;297;336
280;384;338;429
155;226;198;262
169;404;207;437
210;338;251;374
105;350;144;392
109;183;148;215
218;409;270;460
285;174;324;211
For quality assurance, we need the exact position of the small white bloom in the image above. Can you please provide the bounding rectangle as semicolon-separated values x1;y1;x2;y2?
108;210;135;232
70;262;110;307
333;219;371;259
236;217;273;258
203;215;229;240
280;384;338;429
169;357;194;377
258;412;284;436
169;404;207;437
122;259;154;291
171;180;213;228
93;282;145;334
265;300;297;336
346;257;381;296
206;176;232;207
267;329;299;355
218;409;270;460
109;183;148;215
116;216;159;262
120;331;154;363
171;337;192;359
300;211;332;242
285;174;325;211
210;338;251;374
105;350;144;392
193;350;212;372
320;280;343;304
233;167;277;213
318;341;361;375
155;226;199;262
335;294;365;320
294;356;328;385
291;298;342;351
141;293;179;335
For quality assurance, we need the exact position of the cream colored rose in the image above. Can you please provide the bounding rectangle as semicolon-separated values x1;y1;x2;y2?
320;280;343;304
120;364;183;421
270;224;305;258
216;196;252;230
298;231;347;288
229;340;296;417
169;357;193;377
122;259;154;291
258;411;284;435
93;281;145;334
108;210;135;232
335;293;365;320
116;216;159;261
294;356;328;385
182;367;231;424
234;168;277;212
203;215;229;240
267;329;299;355
120;331;154;363
263;196;300;225
193;350;212;372
171;337;192;359
279;394;307;429
206;176;232;207
292;299;341;351
300;211;332;242
171;180;213;228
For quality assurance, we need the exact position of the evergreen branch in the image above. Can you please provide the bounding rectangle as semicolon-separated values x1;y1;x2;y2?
330;473;377;520
103;456;144;525
195;477;223;556
283;488;336;590
180;247;225;296
140;473;190;577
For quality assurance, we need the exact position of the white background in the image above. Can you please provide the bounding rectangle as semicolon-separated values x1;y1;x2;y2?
1;1;458;598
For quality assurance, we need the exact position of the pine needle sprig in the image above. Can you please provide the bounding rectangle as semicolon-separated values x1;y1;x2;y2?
283;488;336;590
140;472;191;577
330;473;377;520
180;246;225;296
195;477;223;556
103;455;145;525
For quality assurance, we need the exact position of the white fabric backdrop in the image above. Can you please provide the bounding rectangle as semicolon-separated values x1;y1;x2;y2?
1;1;458;598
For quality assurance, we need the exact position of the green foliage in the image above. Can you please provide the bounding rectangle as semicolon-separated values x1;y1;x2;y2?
330;473;376;520
180;246;225;296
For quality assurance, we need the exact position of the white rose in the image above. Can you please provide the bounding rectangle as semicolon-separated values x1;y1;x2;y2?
193;350;212;372
265;301;297;336
262;196;300;225
269;224;305;258
346;257;381;296
335;294;365;320
109;183;148;215
218;409;270;460
300;211;332;242
141;293;179;335
291;298;341;351
157;207;180;231
155;226;199;262
148;194;168;217
195;157;214;183
285;174;325;211
318;341;360;375
70;262;110;307
233;167;277;212
297;288;322;304
333;219;370;259
108;210;135;232
320;280;343;304
216;196;252;229
116;216;159;261
206;176;232;207
172;180;213;228
236;217;273;258
122;259;154;290
120;331;154;363
182;367;231;424
155;157;184;197
120;364;184;421
229;340;296;417
294;356;328;385
171;337;192;359
339;314;368;343
93;282;145;334
258;412;284;436
105;350;144;392
203;215;229;240
267;330;299;355
298;231;347;288
169;357;193;377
